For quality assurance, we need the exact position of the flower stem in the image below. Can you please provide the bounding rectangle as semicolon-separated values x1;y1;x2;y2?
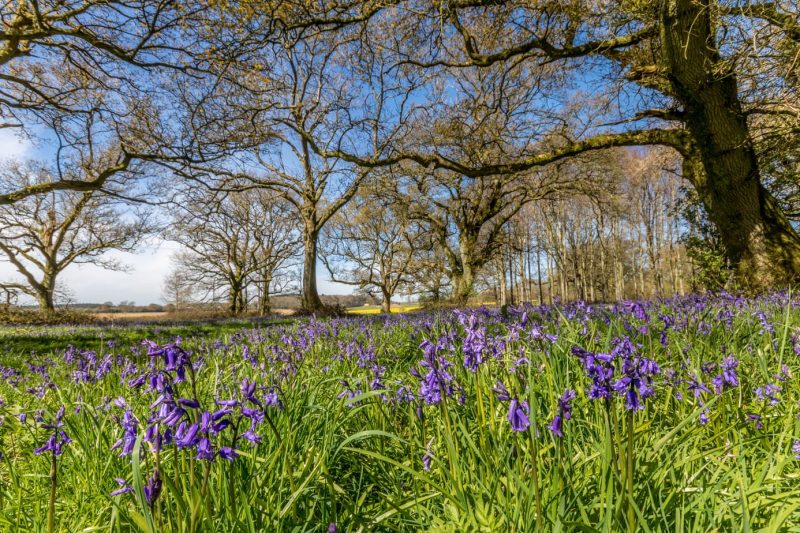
527;424;542;530
626;409;635;530
47;451;57;533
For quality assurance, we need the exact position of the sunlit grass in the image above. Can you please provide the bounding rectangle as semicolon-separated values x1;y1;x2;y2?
347;304;424;314
1;294;800;531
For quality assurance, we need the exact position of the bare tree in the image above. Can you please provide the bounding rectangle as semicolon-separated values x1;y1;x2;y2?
514;147;690;302
178;20;421;311
322;183;424;312
162;268;194;313
0;159;153;311
0;0;215;203
168;187;301;315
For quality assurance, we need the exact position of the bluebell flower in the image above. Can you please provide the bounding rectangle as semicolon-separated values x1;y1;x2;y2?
111;410;139;456
35;406;70;456
508;398;530;432
144;471;162;507
492;381;511;402
755;383;781;406
549;389;576;438
218;446;238;461
196;437;214;460
110;478;133;497
712;357;739;393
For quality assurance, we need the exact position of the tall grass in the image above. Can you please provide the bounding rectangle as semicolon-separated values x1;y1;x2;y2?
1;293;799;531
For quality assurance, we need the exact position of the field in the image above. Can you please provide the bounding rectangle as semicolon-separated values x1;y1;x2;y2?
1;293;800;532
347;304;424;315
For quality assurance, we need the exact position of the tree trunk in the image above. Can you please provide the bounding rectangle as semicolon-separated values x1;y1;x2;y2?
36;288;55;312
662;0;800;288
302;226;323;311
36;273;55;312
229;281;244;315
507;248;515;305
381;288;391;313
260;275;272;316
498;258;508;306
451;236;477;305
536;242;544;305
452;264;475;306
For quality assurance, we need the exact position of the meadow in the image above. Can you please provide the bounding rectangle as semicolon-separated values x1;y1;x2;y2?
1;293;800;532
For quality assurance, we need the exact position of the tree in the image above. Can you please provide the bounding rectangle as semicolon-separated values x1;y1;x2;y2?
179;19;418;311
167;187;301;315
0;0;210;203
240;0;800;288
162;268;194;313
511;147;691;302
322;184;423;312
394;158;592;304
0;159;152;311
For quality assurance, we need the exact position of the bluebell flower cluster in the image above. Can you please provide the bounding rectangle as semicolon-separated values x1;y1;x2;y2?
711;356;739;393
34;406;71;456
412;339;458;405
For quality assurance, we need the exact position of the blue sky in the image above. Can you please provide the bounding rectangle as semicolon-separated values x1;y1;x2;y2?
0;130;352;305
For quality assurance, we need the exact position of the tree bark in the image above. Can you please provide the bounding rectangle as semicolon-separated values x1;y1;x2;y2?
451;265;475;306
229;281;244;315
381;288;391;313
662;0;800;288
450;235;477;305
36;272;55;312
536;242;543;305
260;275;272;316
302;227;323;311
36;288;55;312
498;257;508;306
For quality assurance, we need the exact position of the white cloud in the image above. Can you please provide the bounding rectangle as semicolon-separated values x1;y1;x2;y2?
0;130;31;161
58;240;181;304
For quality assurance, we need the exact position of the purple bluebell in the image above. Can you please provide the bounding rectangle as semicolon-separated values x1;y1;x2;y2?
712;357;739;393
508;398;530;432
196;437;214;460
415;339;457;405
492;381;511;402
111;410;139;456
218;446;238;461
144;471;162;507
110;478;133;497
746;413;763;430
549;389;576;438
755;383;781;406
35;406;70;456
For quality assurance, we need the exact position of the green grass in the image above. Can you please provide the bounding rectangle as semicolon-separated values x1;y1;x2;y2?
0;320;289;361
1;296;800;531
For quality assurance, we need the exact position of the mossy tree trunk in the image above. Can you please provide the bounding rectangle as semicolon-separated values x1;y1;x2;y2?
662;0;800;288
